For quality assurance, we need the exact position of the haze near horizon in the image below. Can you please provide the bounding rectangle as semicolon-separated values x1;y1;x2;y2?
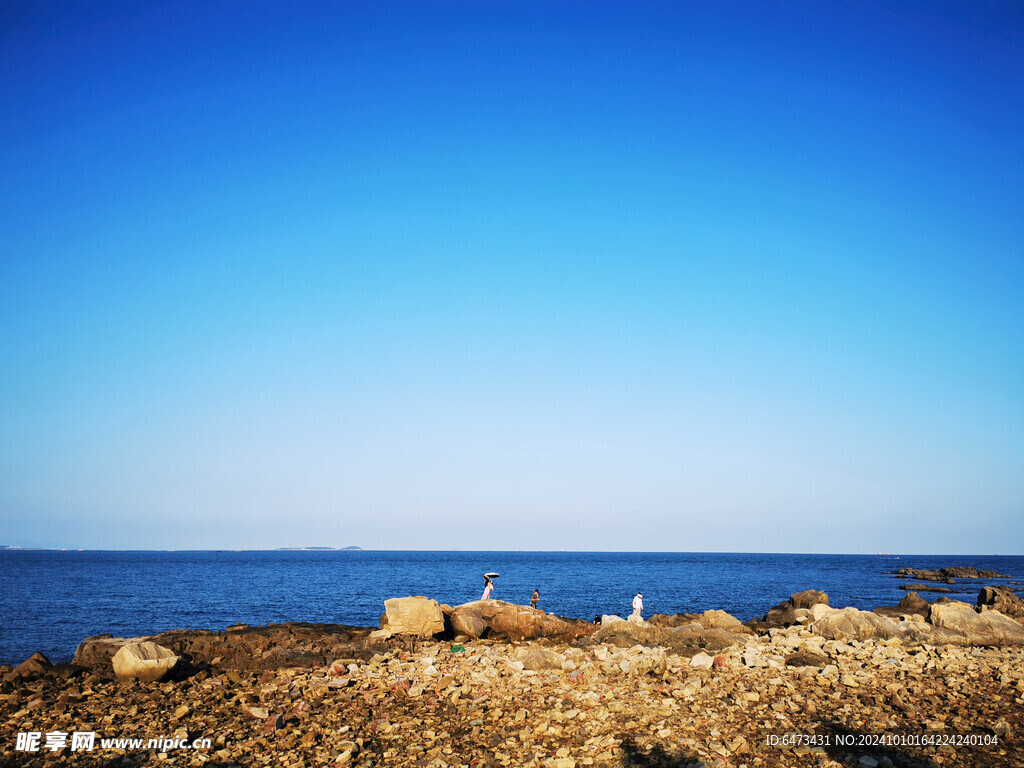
1;2;1022;554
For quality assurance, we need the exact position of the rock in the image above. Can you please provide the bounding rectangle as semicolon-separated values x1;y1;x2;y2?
590;618;742;654
73;635;149;668
591;620;671;648
893;566;1008;581
896;615;966;645
516;647;565;671
697;609;751;633
929;602;1024;645
900;583;953;593
648;612;699;627
382;596;445;637
790;589;830;609
812;607;903;641
689;652;715;668
449;607;488;638
111;642;180;682
977;586;1024;619
600;615;624;626
14;652;51;677
874;591;931;620
694;627;746;652
942;566;1008;579
447;600;595;642
760;603;797;627
651;611;749;634
363;629;394;653
808;604;832;622
784;650;828;667
760;590;829;627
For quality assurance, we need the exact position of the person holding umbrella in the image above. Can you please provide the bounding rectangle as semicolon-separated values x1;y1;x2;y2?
482;572;499;600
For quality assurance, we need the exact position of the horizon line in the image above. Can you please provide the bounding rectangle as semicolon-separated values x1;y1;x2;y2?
0;547;1018;557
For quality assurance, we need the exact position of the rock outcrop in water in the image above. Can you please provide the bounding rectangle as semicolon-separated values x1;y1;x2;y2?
892;566;1010;582
899;582;954;592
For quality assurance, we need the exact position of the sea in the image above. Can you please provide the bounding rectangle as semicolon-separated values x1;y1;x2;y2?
1;550;1021;667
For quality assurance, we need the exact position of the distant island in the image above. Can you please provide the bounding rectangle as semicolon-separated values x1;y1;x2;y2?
275;546;363;551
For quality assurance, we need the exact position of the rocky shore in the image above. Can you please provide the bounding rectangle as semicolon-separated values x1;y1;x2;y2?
2;590;1022;768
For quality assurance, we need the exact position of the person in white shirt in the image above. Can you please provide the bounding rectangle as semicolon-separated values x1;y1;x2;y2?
482;577;494;600
631;592;643;620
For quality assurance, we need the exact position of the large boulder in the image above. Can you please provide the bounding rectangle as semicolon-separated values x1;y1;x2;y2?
648;612;700;628
589;617;744;654
896;614;967;645
450;607;488;638
811;607;903;641
14;652;51;677
873;592;931;620
929;602;1024;646
382;596;445;637
760;590;830;628
697;609;752;633
447;600;595;642
515;646;565;670
111;642;180;682
790;590;830;609
589;620;675;649
74;635;152;668
678;625;747;652
650;610;749;631
977;586;1024;620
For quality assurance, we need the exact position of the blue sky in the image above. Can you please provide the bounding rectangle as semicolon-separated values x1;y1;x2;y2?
1;1;1022;552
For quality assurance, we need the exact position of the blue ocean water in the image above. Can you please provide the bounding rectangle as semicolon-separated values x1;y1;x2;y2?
1;550;1021;666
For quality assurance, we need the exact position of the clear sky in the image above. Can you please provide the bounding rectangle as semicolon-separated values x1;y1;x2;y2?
1;1;1022;553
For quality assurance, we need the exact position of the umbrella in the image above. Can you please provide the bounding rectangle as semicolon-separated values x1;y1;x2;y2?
484;572;501;579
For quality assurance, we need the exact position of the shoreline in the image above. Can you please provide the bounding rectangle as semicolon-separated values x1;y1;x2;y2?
4;553;1020;668
2;590;1023;767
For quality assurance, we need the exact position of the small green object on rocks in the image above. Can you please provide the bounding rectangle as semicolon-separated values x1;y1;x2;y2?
450;644;466;653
